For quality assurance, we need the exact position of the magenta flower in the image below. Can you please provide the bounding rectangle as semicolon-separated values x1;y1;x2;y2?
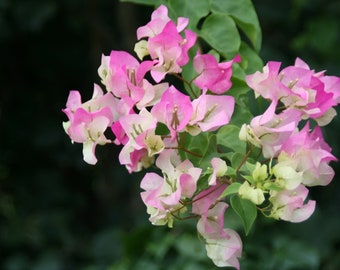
151;85;193;139
136;5;196;82
193;54;240;94
192;183;227;217
148;20;196;82
246;58;340;125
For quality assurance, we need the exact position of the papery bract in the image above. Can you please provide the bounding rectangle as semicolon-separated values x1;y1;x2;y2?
98;50;154;104
62;84;118;164
279;123;337;186
136;4;189;40
117;108;162;172
193;53;240;94
204;229;242;270
196;201;242;270
246;61;292;100
188;94;235;135
239;101;300;158
147;21;196;82
246;58;340;125
151;85;193;139
269;184;316;223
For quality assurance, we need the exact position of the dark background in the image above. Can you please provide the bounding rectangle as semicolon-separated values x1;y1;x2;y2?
0;0;339;269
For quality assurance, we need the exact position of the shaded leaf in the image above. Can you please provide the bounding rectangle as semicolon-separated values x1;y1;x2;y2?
216;124;246;154
199;13;240;59
219;182;242;199
168;0;211;31
230;195;257;235
211;0;262;52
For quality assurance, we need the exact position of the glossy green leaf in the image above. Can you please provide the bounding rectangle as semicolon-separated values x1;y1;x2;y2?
199;13;240;59
239;42;263;73
155;122;170;136
219;182;242;199
216;124;246;154
167;0;210;31
230;195;257;235
211;0;262;52
198;134;218;169
231;152;245;171
229;100;254;126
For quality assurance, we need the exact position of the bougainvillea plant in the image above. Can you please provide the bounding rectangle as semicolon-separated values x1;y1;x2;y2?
62;1;340;268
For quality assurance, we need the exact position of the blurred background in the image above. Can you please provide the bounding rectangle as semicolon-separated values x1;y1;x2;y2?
0;0;339;269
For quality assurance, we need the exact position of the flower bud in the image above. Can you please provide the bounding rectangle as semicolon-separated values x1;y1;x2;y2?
239;181;265;205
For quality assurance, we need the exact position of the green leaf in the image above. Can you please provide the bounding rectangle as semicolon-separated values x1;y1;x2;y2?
167;0;210;31
216;124;246;154
231;152;244;170
155;122;170;136
230;195;257;235
199;13;240;59
198;134;218;169
181;132;209;165
181;46;201;99
239;42;263;73
211;0;262;52
229;101;253;126
219;182;242;199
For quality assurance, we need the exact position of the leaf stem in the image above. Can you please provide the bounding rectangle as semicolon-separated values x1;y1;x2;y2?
235;146;254;174
172;73;198;99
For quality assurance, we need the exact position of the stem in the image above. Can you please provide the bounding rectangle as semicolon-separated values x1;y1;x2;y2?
165;146;203;158
169;211;198;221
172;73;198;99
191;183;226;204
235;146;254;174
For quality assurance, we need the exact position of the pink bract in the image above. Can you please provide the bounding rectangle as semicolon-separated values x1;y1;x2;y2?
193;53;240;94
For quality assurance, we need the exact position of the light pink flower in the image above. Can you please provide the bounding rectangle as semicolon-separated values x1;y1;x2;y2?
193;54;240;94
279;123;337;186
188;94;234;135
98;50;153;103
62;84;118;164
269;184;316;223
196;201;242;270
140;150;201;224
136;4;189;40
239;100;300;158
208;158;228;186
246;61;292;100
117;108;163;171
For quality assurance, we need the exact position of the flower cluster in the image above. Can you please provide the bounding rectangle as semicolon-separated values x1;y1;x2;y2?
62;4;339;269
240;59;339;221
